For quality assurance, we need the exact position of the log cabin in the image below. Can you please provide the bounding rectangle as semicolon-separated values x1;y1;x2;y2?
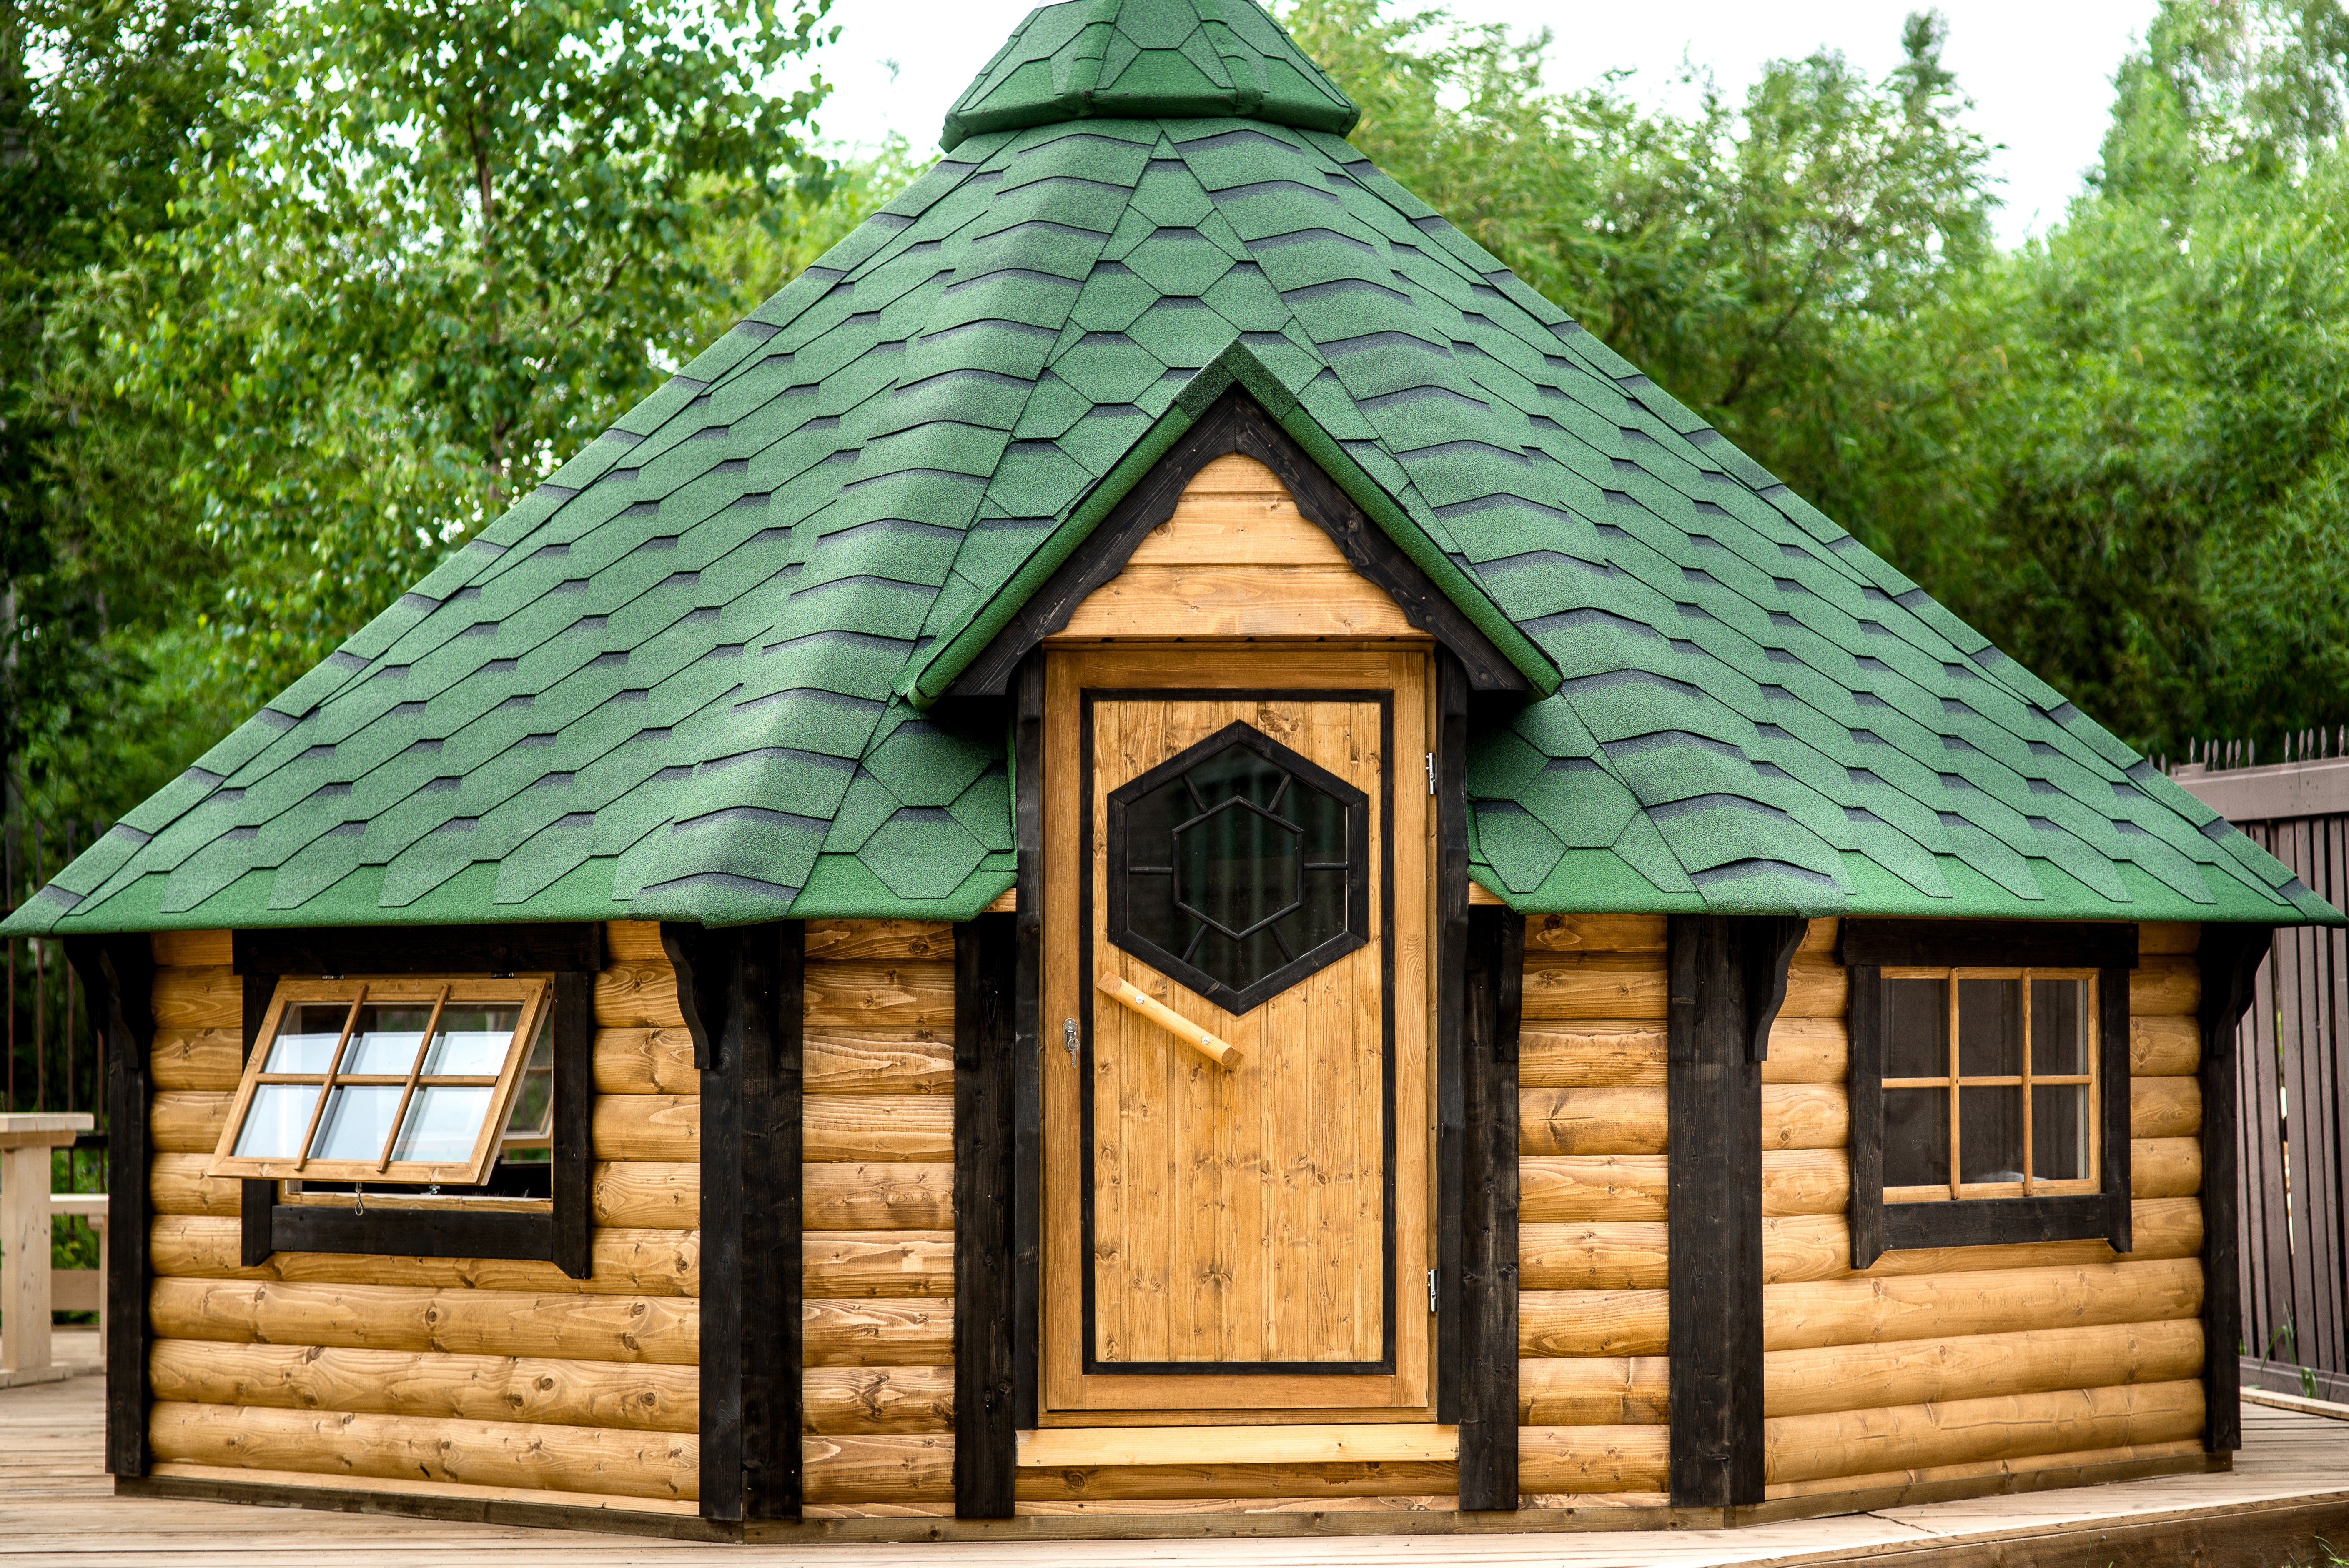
8;0;2343;1543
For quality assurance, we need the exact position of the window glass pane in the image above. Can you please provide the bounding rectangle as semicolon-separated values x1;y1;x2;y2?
309;1084;405;1163
343;1004;436;1075
392;1086;494;1163
263;1004;351;1074
1960;1085;2026;1182
502;1015;555;1140
233;1083;320;1157
2031;978;2091;1075
2033;1084;2092;1180
1958;978;2023;1076
421;1004;522;1075
1882;978;1949;1078
1884;1087;1949;1187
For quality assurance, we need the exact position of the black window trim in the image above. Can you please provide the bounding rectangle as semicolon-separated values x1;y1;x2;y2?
1844;918;2136;1269
231;923;600;1277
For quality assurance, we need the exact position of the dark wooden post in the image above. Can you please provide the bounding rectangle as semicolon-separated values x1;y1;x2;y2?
1667;914;1800;1510
1433;651;1470;1424
669;920;802;1524
954;912;1018;1516
63;935;155;1478
1457;904;1523;1510
2200;922;2273;1455
550;969;594;1280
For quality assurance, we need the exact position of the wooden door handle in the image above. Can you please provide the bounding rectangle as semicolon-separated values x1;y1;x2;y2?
1095;972;1242;1067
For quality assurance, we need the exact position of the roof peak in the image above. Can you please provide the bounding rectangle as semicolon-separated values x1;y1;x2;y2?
940;0;1358;151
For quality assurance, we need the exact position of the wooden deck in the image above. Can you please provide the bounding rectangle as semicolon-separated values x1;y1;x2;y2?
8;1366;2349;1565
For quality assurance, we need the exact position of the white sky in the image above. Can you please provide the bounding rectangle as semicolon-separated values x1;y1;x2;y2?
802;0;2163;248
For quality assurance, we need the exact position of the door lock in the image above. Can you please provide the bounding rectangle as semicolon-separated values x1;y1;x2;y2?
1062;1017;1080;1069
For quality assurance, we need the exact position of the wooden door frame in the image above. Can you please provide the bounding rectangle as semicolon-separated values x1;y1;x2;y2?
1034;645;1437;1423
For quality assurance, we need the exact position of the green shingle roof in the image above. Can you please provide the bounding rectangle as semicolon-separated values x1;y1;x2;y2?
6;0;2336;936
940;0;1359;152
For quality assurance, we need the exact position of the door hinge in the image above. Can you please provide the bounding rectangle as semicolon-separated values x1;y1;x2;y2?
1424;751;1437;797
1428;1267;1440;1314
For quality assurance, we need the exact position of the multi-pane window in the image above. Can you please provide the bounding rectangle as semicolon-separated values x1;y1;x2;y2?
1880;969;2100;1202
211;978;552;1186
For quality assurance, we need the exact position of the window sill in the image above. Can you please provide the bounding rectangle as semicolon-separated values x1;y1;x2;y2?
265;1201;572;1265
1880;1190;2126;1254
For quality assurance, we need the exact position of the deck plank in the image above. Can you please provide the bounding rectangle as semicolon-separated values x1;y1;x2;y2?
8;1370;2349;1563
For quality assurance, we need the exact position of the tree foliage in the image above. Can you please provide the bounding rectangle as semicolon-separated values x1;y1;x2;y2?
130;0;841;698
1292;0;2349;757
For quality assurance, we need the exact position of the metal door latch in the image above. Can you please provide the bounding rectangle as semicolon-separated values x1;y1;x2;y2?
1063;1017;1080;1068
1424;751;1437;796
1428;1267;1439;1314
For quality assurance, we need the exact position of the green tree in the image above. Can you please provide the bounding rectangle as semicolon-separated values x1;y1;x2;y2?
0;0;252;823
135;0;842;697
1845;0;2349;754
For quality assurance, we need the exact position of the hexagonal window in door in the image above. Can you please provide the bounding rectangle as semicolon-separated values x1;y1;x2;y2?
1106;720;1370;1015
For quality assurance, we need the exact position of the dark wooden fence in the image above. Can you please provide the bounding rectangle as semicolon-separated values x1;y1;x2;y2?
5;818;111;1284
2175;736;2349;1400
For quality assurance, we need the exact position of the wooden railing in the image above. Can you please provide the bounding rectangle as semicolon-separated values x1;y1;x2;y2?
3;817;113;1345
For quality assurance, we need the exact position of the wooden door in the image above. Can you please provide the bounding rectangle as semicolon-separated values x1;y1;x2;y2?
1042;646;1431;1419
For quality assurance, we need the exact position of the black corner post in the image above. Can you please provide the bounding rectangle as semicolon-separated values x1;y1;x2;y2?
1457;904;1524;1510
667;920;803;1525
63;935;156;1479
1667;914;1800;1510
1433;650;1471;1425
2199;922;2272;1456
954;912;1019;1517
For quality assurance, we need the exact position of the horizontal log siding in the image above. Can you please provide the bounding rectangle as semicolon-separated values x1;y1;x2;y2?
1757;920;2210;1499
797;921;957;1516
1518;915;1732;1505
142;922;701;1506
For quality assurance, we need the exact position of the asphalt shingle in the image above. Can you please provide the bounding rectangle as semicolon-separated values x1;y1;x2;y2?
4;0;2333;936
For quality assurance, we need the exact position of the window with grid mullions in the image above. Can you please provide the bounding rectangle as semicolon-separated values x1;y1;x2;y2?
1880;969;2098;1200
1843;919;2135;1266
210;977;552;1187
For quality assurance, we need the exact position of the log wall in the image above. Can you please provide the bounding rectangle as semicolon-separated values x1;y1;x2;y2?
1512;912;1682;1504
798;920;957;1517
140;923;702;1508
1755;920;2209;1498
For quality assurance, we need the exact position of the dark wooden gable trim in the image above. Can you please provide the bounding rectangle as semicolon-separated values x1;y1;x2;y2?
1667;914;1785;1510
2200;922;2274;1454
62;935;155;1478
666;920;804;1524
228;924;597;1275
953;912;1018;1518
944;390;1529;699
